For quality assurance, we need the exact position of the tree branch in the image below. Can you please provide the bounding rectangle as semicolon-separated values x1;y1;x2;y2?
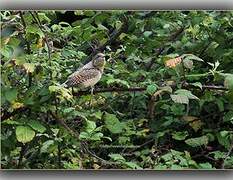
1;84;228;122
29;11;51;60
84;14;129;64
19;11;31;54
49;111;119;165
73;83;228;96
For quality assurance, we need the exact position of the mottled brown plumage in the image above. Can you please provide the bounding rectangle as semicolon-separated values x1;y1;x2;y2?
62;53;106;89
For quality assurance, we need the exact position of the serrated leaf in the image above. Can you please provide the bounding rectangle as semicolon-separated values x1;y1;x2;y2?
40;140;55;153
143;31;152;37
16;126;35;144
189;120;204;132
175;89;199;100
172;131;188;140
104;113;125;134
26;25;44;38
223;111;233;122
183;59;193;69
171;94;189;104
224;74;233;90
85;120;96;133
109;154;125;162
185;136;209;147
28;120;46;133
191;82;202;90
2;120;22;125
23;63;35;73
146;84;158;95
5;88;17;103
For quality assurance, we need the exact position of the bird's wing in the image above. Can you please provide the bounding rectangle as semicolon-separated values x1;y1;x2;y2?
65;68;100;87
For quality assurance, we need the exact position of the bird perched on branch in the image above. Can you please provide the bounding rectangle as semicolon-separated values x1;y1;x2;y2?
62;53;106;94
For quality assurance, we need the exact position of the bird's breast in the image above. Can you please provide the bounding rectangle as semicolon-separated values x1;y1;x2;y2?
81;72;102;88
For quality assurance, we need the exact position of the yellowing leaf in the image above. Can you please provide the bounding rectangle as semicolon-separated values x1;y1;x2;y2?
11;102;24;109
182;116;199;122
4;37;11;44
36;38;44;48
93;163;101;169
16;126;35;144
23;63;35;73
165;57;182;68
189;120;204;132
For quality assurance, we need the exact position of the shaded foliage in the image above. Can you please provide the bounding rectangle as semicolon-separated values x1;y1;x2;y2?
1;10;233;169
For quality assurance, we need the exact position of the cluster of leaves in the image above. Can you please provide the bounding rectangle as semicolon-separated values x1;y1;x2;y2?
1;11;233;169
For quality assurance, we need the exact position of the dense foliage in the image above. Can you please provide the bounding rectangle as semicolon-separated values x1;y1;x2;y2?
1;11;233;170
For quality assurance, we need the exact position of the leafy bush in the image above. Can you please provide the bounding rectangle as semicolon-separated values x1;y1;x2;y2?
1;10;233;169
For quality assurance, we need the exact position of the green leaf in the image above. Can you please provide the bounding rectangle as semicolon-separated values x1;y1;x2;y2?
181;54;204;62
185;136;209;147
104;113;125;134
198;162;213;169
85;120;96;133
26;25;44;38
143;31;152;37
175;89;199;100
109;154;125;162
224;74;233;90
40;140;56;153
124;162;142;169
5;88;17;102
171;94;189;104
146;84;158;95
183;59;193;69
191;82;202;90
16;126;35;144
28;120;46;133
79;132;90;140
223;111;233;122
2;120;22;125
172;131;188;140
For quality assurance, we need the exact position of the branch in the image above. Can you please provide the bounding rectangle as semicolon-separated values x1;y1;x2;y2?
1;84;228;122
84;14;129;64
73;84;228;96
29;11;51;60
49;111;118;165
19;11;31;54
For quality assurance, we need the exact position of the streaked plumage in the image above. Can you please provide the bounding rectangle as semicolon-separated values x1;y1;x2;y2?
62;53;106;89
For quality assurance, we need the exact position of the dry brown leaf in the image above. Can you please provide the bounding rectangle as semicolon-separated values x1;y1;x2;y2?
165;57;182;68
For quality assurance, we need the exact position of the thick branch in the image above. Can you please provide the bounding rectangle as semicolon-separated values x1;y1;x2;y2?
1;84;227;122
73;84;228;96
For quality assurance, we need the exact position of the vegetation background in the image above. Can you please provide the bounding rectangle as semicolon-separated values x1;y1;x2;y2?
1;10;233;169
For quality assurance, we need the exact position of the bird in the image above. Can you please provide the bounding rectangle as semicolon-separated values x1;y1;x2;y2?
62;52;106;94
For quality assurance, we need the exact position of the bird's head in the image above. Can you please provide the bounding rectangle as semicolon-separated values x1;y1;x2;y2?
92;53;106;69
